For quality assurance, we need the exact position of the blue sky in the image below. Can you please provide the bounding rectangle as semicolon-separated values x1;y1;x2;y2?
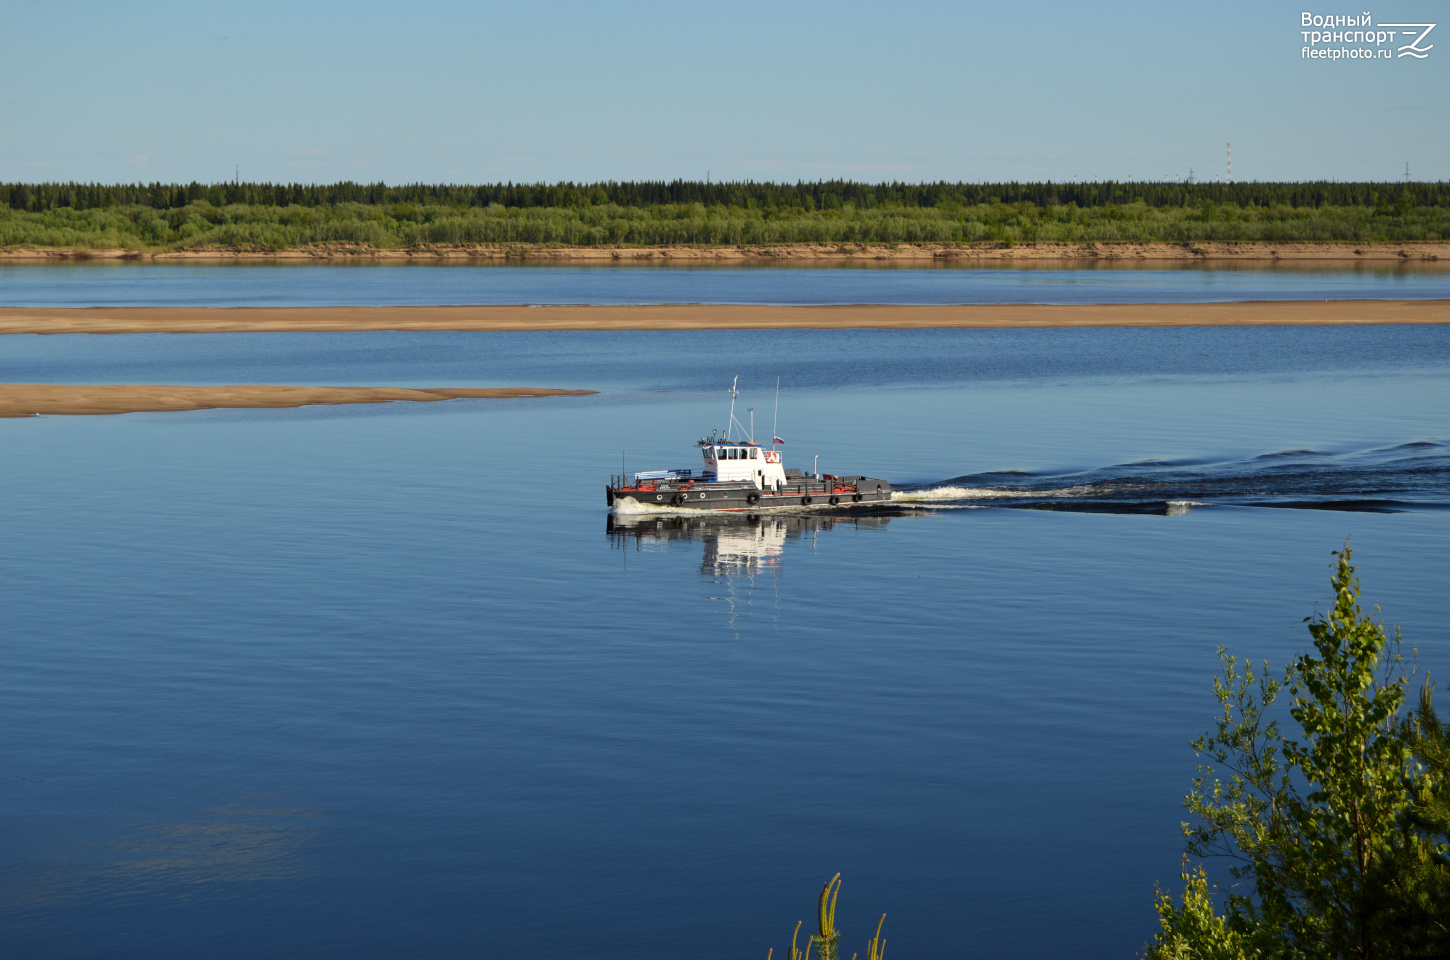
2;0;1445;184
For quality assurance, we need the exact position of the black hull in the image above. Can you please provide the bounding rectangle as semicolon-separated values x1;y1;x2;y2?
607;477;893;512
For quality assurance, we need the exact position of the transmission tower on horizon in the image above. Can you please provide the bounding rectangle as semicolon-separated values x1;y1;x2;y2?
1225;143;1232;184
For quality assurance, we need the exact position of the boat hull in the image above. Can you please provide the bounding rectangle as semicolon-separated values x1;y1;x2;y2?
607;476;893;512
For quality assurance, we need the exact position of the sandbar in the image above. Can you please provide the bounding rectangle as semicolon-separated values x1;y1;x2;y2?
0;300;1446;336
0;384;595;418
3;241;1449;262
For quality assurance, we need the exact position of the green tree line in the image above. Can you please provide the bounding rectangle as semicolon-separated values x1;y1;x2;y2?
2;180;1447;249
5;179;1449;214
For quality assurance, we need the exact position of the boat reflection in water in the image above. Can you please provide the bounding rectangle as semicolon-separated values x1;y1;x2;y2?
606;511;898;579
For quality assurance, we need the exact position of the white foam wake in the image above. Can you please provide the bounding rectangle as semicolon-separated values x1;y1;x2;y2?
893;486;1008;501
894;484;1103;501
611;498;848;516
611;499;719;516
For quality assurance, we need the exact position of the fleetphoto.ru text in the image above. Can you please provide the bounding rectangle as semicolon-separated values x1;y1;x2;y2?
1301;11;1435;60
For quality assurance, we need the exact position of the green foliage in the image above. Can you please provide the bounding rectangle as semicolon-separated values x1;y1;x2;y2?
1;180;1448;249
815;873;841;960
1147;862;1254;960
4;179;1450;215
865;912;887;960
770;921;805;960
771;876;884;960
1384;686;1450;949
1146;545;1450;960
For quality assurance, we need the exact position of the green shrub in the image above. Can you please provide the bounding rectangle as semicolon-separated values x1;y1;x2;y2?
1145;546;1450;959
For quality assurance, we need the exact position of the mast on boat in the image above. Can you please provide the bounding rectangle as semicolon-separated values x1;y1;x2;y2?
726;376;739;441
772;377;780;445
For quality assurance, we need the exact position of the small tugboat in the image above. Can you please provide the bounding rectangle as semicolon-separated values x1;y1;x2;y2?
606;378;893;512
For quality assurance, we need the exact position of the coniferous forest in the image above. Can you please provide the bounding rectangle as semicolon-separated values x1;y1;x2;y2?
2;180;1448;251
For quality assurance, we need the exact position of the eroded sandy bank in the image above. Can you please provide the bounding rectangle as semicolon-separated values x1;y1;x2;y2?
2;241;1448;263
0;300;1445;336
0;384;595;418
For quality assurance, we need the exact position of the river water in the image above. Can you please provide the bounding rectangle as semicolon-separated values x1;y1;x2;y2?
3;259;1450;306
2;265;1448;959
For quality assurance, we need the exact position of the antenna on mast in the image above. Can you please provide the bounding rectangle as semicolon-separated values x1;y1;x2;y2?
748;408;754;442
726;375;740;441
772;377;780;443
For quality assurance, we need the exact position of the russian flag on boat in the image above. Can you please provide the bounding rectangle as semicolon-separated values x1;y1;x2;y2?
773;436;784;444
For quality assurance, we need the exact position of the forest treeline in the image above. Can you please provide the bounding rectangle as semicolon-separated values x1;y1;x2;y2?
2;179;1448;249
8;179;1450;212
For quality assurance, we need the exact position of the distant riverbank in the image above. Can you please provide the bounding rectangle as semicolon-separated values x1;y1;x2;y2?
0;384;595;417
3;241;1448;263
2;299;1446;335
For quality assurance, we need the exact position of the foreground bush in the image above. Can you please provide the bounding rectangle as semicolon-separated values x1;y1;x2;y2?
771;875;885;960
1147;546;1450;959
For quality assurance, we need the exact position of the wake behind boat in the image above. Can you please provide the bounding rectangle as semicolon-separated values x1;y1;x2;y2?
606;378;892;513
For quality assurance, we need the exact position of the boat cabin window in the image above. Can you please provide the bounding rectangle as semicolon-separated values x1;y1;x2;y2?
727;448;736;459
749;448;758;459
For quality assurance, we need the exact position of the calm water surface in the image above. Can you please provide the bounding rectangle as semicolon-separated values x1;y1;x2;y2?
2;259;1450;306
2;304;1449;958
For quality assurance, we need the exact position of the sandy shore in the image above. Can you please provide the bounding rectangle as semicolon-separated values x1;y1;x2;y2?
0;300;1445;336
0;384;595;418
2;241;1448;263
